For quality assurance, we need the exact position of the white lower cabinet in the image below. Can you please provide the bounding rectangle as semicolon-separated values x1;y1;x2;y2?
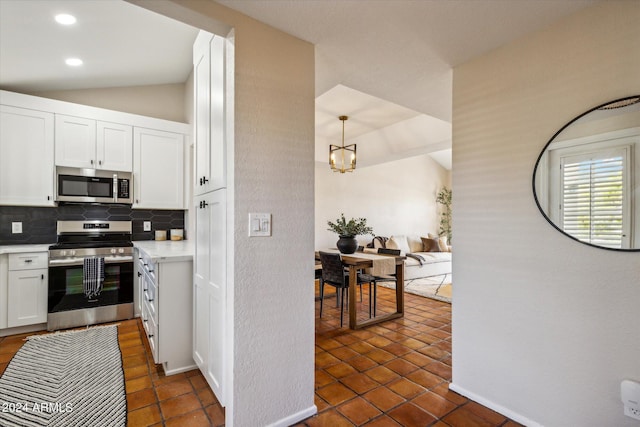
193;189;226;405
138;248;195;375
0;255;8;329
6;252;48;328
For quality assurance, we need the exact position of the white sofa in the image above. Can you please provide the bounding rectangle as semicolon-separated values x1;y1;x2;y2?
372;235;451;281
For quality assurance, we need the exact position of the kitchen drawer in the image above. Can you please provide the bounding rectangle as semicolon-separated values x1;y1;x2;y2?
142;299;158;362
8;252;48;271
143;274;157;323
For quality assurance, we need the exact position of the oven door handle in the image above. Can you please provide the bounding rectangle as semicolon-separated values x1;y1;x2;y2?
49;258;84;267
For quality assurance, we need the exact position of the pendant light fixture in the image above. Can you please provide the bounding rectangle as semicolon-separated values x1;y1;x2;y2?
329;115;356;173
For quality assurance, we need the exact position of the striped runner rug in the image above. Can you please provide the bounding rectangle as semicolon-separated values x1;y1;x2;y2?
0;325;126;427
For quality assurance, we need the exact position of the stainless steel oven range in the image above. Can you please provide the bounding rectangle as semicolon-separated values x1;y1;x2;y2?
47;220;134;331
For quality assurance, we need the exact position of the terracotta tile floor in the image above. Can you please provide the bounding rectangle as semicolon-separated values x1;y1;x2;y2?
0;319;225;427
0;284;521;427
299;283;523;427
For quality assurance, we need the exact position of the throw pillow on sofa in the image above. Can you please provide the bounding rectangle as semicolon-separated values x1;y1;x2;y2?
387;235;411;254
428;233;451;252
421;236;443;252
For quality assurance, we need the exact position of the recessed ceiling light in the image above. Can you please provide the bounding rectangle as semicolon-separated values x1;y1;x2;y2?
55;13;77;25
65;58;83;67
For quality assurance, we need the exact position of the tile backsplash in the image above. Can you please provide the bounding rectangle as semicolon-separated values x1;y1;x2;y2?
0;205;185;245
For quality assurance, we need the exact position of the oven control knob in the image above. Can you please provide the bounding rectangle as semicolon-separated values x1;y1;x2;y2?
110;248;117;254
60;250;67;257
70;250;76;256
118;248;125;254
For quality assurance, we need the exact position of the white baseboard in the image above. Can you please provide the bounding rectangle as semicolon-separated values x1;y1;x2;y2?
448;382;542;427
162;363;198;376
266;405;317;427
0;322;46;337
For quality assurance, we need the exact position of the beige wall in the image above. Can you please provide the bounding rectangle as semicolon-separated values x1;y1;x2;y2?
452;2;640;426
315;155;451;249
31;83;188;123
129;1;316;426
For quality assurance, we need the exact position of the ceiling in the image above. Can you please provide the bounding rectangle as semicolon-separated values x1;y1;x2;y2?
0;0;600;171
0;0;199;91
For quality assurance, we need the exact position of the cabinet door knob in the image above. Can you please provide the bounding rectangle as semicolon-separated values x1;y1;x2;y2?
98;160;102;166
137;272;142;277
47;196;50;201
41;274;44;280
202;201;208;208
90;159;94;165
199;177;203;186
148;334;154;338
202;176;209;184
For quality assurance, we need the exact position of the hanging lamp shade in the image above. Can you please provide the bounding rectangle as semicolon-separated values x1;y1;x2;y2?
329;116;356;173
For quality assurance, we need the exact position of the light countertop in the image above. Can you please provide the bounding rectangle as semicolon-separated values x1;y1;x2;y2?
0;241;195;263
133;240;194;263
0;244;52;255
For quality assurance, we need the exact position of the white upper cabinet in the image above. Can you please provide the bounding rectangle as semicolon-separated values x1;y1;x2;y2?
96;121;134;171
133;127;185;210
0;105;55;206
55;114;132;172
193;31;226;195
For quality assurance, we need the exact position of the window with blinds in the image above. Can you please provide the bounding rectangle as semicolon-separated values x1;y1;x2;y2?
560;148;629;249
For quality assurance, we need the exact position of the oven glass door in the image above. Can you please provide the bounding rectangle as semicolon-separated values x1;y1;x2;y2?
48;260;133;313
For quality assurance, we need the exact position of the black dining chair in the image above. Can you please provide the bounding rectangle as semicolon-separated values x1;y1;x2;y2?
318;251;374;327
357;248;400;317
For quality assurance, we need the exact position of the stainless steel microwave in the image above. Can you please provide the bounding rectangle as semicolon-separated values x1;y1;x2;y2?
56;167;133;204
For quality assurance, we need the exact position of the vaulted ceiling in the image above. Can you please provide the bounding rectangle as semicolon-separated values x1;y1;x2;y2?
0;0;599;170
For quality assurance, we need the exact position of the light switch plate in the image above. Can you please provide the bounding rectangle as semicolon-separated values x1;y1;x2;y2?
143;221;151;232
248;213;271;237
11;222;22;234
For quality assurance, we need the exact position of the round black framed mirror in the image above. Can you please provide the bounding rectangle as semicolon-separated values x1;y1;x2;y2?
533;95;640;251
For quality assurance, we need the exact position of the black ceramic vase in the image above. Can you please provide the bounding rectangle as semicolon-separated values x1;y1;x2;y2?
336;235;358;254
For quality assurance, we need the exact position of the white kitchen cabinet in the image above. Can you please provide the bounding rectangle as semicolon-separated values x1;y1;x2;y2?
133;127;185;210
96;121;134;171
138;247;195;375
134;250;144;318
193;31;226;195
0;255;7;329
0;105;55;206
193;189;227;404
55;114;132;171
6;252;48;328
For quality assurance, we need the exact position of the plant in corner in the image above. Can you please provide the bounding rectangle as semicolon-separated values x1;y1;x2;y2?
327;213;374;254
436;187;452;243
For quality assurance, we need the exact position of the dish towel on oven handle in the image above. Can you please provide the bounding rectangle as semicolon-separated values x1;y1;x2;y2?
83;257;105;299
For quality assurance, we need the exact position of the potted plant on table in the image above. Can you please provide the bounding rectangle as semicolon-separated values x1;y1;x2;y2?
327;213;374;254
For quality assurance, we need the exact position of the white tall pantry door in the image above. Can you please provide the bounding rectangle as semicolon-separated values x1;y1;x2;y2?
193;30;229;407
193;190;226;404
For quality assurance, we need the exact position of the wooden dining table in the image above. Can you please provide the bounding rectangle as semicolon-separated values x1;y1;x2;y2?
316;250;405;329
